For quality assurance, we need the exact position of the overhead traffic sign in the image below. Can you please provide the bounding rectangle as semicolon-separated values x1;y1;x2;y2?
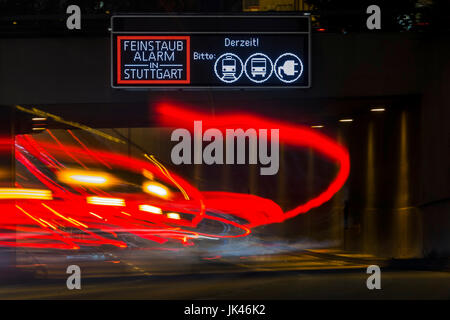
111;15;311;89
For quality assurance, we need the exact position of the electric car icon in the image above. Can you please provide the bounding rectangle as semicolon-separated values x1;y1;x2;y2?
277;60;298;78
251;58;267;77
274;53;303;83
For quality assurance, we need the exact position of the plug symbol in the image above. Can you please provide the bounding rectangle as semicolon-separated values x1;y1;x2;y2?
274;53;304;83
278;60;298;78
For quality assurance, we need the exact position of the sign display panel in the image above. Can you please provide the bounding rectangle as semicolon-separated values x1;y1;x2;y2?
111;15;310;88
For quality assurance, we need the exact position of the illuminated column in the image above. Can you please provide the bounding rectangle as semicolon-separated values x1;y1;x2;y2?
331;128;345;246
394;111;410;258
396;111;409;208
363;121;376;253
306;147;314;238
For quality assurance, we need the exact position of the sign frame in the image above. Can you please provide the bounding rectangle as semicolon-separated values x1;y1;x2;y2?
110;14;311;89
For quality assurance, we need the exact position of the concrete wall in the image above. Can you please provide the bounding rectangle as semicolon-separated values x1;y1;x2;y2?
418;34;450;258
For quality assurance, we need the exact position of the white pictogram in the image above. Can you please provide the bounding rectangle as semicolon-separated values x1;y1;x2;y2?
274;53;304;83
214;53;243;83
244;53;273;83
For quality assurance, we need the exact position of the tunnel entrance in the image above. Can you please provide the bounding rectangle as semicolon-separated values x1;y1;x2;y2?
1;92;424;260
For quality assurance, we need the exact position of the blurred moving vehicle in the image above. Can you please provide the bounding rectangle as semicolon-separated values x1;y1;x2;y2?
0;131;282;250
0;104;350;251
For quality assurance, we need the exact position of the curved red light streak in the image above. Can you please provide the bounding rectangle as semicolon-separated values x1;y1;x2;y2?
156;102;350;221
0;102;350;251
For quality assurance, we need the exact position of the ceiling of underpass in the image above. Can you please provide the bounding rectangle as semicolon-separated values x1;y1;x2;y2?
17;94;419;130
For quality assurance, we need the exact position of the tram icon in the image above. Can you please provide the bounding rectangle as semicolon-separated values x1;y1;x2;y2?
251;57;267;77
222;55;237;80
214;53;243;83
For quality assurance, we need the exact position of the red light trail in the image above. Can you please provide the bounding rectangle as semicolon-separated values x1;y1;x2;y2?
0;103;349;250
156;102;350;221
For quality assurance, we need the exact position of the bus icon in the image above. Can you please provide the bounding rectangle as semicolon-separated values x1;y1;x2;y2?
251;57;267;77
244;53;273;83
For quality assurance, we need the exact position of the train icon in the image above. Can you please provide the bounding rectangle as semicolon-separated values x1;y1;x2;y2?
222;55;237;80
214;53;243;83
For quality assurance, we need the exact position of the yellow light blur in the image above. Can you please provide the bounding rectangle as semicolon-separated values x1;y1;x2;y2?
311;125;324;128
16;205;48;228
0;188;52;200
139;204;162;214
86;196;125;206
370;108;386;112
42;203;88;228
71;175;106;184
142;169;154;180
144;154;189;200
143;182;169;198
166;212;181;220
89;212;104;220
58;169;115;186
339;118;354;122
39;218;57;230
